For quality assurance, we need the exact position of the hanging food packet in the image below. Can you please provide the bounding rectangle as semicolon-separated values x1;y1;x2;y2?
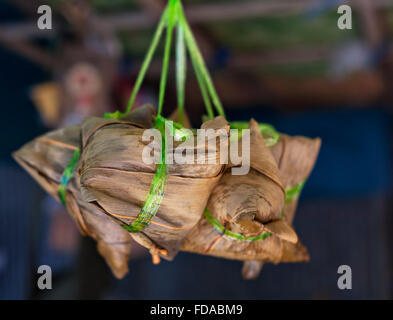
181;119;299;261
242;133;321;279
79;107;229;263
12;105;157;278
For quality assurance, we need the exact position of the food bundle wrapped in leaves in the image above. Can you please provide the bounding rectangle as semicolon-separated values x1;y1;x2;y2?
181;119;321;278
13;104;229;278
78;106;229;262
13;119;132;279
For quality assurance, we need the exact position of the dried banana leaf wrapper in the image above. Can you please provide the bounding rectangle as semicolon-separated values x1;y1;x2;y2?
12;123;133;279
182;120;320;267
213;120;286;225
79;112;230;261
182;119;296;262
242;133;321;279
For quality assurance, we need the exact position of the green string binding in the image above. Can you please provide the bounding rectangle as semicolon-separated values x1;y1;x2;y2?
203;209;272;242
121;115;192;232
229;121;280;147
122;116;168;232
105;0;224;122
285;180;306;205
158;0;178;116
177;3;225;119
176;23;186;125
204;179;307;242
58;148;80;206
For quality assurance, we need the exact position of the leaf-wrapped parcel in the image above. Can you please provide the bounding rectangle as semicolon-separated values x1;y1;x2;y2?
181;119;321;276
13;119;134;279
78;107;229;263
14;104;230;277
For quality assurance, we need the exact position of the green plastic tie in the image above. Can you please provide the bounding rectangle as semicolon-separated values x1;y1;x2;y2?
281;180;306;218
176;22;186;125
58;148;80;206
157;0;179;117
178;3;225;119
230;121;280;147
285;180;306;205
121;116;168;232
121;115;189;233
203;209;272;242
204;179;307;241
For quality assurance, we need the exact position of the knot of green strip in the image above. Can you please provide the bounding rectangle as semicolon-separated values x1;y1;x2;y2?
230;121;279;147
285;180;306;205
204;179;307;242
121;116;168;233
58;148;80;206
203;209;272;242
121;115;191;233
279;180;306;219
122;161;168;233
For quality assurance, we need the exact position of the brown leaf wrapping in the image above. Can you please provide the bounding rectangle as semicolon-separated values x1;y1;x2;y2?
181;119;290;261
78;108;230;262
13;105;170;278
181;121;321;276
12;122;133;279
215;120;286;225
14;104;230;277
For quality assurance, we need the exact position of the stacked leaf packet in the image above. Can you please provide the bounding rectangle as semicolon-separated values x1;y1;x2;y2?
14;105;229;278
13;105;149;278
13;0;320;279
181;121;321;279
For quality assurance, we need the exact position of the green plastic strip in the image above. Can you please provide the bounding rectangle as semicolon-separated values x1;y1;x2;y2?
127;7;169;116
230;121;280;147
190;49;214;119
203;209;272;242
204;179;307;241
178;3;226;119
281;180;306;219
121;115;190;233
285;180;306;205
122;116;169;232
158;0;178;117
58;148;80;206
176;23;186;125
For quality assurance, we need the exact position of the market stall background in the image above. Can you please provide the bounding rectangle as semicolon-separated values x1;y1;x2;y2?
0;0;392;299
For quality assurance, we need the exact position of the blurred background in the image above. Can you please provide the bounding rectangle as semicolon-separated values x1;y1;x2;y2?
0;0;392;299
